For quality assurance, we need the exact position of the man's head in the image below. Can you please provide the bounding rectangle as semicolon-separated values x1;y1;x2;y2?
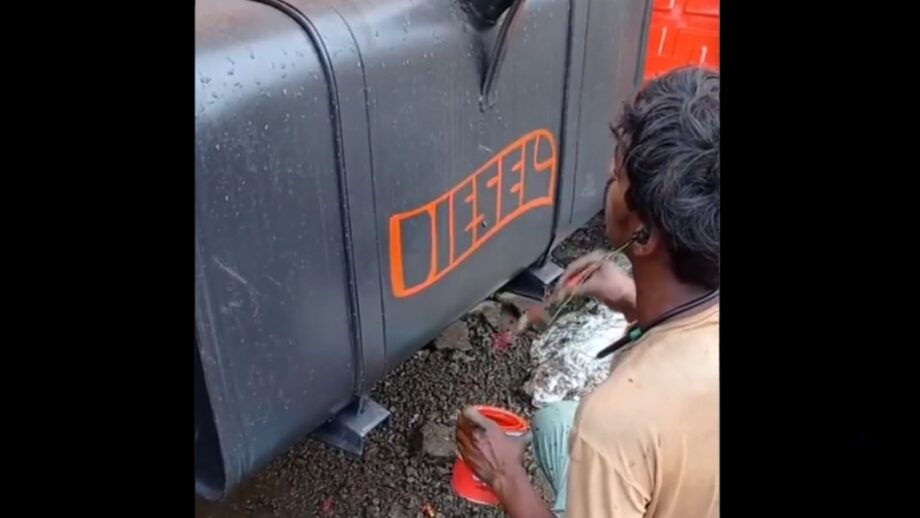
605;67;719;289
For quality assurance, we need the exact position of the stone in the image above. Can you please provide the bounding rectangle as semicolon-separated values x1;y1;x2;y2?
388;503;410;518
471;300;502;330
433;320;472;351
495;291;541;314
452;351;475;363
413;422;456;460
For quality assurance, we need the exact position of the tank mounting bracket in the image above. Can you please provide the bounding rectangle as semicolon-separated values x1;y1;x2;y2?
311;397;390;455
504;259;564;301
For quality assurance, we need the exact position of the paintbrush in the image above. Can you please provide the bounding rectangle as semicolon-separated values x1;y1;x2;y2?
516;241;630;333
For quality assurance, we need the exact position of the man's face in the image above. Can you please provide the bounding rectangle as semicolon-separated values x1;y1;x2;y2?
604;143;633;248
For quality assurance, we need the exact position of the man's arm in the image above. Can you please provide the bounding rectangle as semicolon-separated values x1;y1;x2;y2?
492;464;556;518
554;252;638;321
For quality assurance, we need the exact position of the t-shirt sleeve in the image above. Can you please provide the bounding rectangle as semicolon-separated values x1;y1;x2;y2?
564;427;653;518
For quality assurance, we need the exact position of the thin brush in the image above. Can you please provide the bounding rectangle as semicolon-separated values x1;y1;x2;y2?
544;239;634;327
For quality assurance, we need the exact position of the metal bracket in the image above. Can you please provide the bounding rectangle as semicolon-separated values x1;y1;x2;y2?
504;259;564;301
311;396;390;455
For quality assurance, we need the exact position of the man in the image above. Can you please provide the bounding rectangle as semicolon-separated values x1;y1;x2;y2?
456;66;720;517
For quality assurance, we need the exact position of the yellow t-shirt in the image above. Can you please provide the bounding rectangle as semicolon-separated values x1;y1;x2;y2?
566;304;719;518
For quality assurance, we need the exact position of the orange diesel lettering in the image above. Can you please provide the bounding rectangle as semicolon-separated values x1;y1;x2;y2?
389;129;558;298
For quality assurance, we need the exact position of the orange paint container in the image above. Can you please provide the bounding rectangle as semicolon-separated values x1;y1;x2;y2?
452;406;529;506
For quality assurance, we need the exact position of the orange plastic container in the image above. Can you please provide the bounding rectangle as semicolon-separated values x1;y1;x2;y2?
452;406;530;506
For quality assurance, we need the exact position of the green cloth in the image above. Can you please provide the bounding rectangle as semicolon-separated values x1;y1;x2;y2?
532;401;579;516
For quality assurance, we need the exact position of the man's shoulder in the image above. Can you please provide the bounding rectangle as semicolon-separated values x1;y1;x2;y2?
621;308;719;389
575;319;719;450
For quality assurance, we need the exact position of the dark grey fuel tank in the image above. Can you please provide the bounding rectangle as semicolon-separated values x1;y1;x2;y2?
195;0;650;499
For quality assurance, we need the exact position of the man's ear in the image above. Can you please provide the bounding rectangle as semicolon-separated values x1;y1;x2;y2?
631;226;659;257
633;227;650;245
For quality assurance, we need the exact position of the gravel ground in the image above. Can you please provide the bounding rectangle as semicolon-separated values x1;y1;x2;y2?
196;216;609;518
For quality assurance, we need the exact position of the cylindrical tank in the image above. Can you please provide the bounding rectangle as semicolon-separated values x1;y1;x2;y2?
195;0;650;499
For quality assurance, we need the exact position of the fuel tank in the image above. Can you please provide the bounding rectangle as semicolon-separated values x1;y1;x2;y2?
195;0;650;499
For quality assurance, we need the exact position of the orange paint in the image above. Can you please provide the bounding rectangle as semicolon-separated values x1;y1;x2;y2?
427;206;438;281
464;179;484;241
511;142;526;207
389;129;557;298
486;160;503;225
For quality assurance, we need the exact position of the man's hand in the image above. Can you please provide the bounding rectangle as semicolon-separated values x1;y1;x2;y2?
455;407;531;493
456;407;556;518
552;250;637;320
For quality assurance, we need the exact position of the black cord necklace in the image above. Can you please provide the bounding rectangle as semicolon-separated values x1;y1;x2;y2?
595;289;720;359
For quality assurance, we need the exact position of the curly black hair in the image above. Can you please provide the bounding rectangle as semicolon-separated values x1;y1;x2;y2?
614;67;720;289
